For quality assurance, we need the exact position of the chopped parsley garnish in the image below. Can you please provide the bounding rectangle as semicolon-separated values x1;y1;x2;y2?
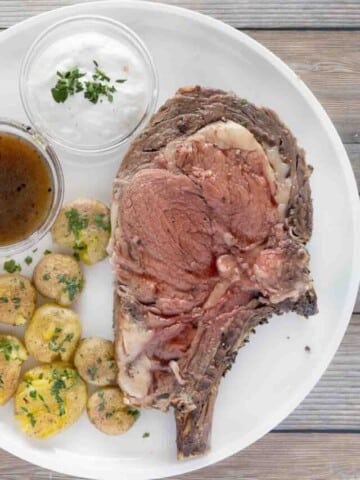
73;240;87;259
97;391;105;411
84;81;116;104
50;368;78;417
0;296;8;303
66;209;88;237
24;256;33;265
37;393;51;413
51;67;86;103
21;407;36;427
29;390;37;399
3;259;21;273
87;365;97;381
142;432;150;438
48;332;74;353
0;373;3;387
94;213;111;232
44;249;52;255
57;274;84;301
92;61;110;82
12;297;21;309
43;273;51;281
127;409;140;420
51;61;127;105
0;340;19;361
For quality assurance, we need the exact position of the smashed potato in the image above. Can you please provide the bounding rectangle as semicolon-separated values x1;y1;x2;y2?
15;363;87;439
33;253;84;306
87;387;139;435
51;199;111;265
0;335;28;405
74;337;117;386
0;274;36;326
25;303;81;363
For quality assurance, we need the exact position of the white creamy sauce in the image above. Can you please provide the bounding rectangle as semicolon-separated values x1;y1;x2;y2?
27;32;148;147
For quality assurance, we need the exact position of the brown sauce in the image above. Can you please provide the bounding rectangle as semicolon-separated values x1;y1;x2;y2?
0;133;53;246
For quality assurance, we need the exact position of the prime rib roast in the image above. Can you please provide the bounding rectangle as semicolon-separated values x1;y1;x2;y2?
110;86;317;459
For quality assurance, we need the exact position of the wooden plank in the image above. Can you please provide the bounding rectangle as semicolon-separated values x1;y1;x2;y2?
345;144;360;193
1;432;360;479
173;433;360;480
354;286;360;313
246;30;360;144
279;314;360;430
0;0;359;29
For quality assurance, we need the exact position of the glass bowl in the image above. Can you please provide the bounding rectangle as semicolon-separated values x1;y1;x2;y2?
19;15;158;155
0;119;64;257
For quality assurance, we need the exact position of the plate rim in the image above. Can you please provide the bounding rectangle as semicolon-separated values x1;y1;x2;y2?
0;1;359;479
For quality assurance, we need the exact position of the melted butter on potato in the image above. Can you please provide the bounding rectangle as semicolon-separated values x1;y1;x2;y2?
0;274;36;326
15;363;87;439
87;387;139;435
25;303;81;363
33;253;84;306
51;199;111;265
74;337;117;386
0;335;28;405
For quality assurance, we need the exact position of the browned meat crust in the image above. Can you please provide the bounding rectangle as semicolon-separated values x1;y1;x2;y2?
111;86;317;459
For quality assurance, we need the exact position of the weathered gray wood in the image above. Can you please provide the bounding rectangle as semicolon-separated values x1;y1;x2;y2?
0;0;359;29
246;30;360;145
168;433;360;480
345;144;360;193
354;287;360;314
2;432;360;479
280;314;360;430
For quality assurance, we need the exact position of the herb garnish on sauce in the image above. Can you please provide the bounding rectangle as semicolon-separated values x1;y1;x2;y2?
51;67;86;103
51;61;127;105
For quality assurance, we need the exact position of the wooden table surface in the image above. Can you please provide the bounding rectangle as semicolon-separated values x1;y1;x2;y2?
0;1;359;479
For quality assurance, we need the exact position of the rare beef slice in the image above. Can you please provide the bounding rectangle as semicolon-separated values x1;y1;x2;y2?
110;86;317;459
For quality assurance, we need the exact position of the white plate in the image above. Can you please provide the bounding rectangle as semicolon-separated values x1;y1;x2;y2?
0;2;359;479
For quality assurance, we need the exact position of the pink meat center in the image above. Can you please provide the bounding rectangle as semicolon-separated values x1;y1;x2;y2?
117;140;279;318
